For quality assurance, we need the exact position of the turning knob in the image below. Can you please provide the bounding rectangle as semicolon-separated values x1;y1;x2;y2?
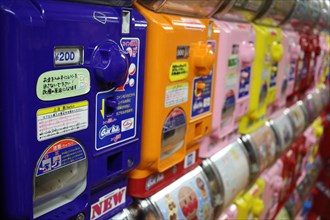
93;40;130;88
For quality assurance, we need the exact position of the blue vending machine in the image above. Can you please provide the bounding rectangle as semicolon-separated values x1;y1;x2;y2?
0;0;146;219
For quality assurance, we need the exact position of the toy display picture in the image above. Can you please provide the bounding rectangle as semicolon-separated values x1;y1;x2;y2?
250;126;277;171
165;194;178;220
152;169;213;220
179;186;198;220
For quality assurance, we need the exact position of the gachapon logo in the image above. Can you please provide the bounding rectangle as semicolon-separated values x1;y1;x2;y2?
99;125;120;140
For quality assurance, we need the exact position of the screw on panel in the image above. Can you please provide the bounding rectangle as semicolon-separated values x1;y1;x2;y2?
128;158;134;167
76;213;85;220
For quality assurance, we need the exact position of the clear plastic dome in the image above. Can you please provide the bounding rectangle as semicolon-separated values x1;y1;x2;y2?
137;0;226;18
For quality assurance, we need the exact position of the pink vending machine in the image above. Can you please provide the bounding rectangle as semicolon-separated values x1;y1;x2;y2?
200;0;261;158
253;0;300;119
260;160;284;220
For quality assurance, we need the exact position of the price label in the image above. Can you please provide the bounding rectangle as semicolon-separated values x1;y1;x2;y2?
54;47;83;66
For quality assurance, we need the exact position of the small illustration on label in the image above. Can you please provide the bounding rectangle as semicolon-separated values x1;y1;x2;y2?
238;66;251;98
184;151;196;169
36;139;86;176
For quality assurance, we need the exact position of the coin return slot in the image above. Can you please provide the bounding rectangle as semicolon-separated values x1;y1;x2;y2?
107;152;123;174
195;122;203;138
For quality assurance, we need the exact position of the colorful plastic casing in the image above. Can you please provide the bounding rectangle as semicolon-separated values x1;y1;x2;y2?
0;0;146;219
146;166;215;220
206;140;251;215
199;14;256;157
254;0;298;118
128;2;220;198
234;178;266;219
240;123;278;182
137;0;224;17
280;28;302;103
0;0;147;219
260;160;284;220
239;24;283;133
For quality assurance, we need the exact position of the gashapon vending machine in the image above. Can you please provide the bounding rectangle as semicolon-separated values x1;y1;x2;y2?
236;0;285;134
0;0;147;219
202;140;252;217
200;0;257;157
260;160;284;219
128;0;223;198
286;0;322;104
253;0;301;118
234;123;278;219
277;101;308;205
259;111;296;219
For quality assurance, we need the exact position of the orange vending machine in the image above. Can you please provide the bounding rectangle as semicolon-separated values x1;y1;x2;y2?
128;0;224;198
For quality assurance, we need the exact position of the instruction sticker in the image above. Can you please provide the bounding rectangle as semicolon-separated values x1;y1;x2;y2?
165;83;189;108
95;38;140;150
36;139;86;176
36;68;90;101
169;62;189;82
37;101;88;141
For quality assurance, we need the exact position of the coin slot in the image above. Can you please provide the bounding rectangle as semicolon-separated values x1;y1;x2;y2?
105;97;118;117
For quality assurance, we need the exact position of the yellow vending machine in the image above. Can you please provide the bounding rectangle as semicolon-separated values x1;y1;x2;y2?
235;0;284;134
128;0;224;198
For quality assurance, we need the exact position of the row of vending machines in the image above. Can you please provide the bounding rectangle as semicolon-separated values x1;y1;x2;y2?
0;0;329;219
112;88;329;220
